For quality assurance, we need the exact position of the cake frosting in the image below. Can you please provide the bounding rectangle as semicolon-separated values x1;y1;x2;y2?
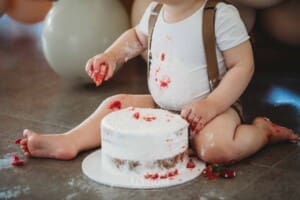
101;107;190;178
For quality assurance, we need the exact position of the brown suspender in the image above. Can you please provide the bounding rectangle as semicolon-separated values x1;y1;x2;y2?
147;0;221;91
147;3;163;79
203;0;220;90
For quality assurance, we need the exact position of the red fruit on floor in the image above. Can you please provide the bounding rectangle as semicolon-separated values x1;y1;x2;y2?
12;154;20;161
11;154;24;167
12;160;24;166
202;165;213;177
207;172;219;180
220;169;236;179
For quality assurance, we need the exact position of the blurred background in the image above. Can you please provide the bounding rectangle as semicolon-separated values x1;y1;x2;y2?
0;0;299;80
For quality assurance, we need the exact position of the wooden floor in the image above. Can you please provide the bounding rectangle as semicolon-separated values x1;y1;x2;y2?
0;16;299;200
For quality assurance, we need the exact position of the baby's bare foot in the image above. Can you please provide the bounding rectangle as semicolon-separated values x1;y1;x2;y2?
19;129;78;160
254;117;299;144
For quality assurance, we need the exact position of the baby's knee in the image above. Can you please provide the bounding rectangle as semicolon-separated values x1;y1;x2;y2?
102;94;128;106
194;141;238;164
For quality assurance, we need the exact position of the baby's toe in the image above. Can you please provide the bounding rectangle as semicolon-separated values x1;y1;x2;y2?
23;129;34;137
24;151;30;157
20;138;27;145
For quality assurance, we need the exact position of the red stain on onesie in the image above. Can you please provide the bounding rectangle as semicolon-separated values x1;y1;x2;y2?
159;75;171;88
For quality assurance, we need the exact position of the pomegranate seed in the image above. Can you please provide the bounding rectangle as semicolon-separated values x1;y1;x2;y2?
186;159;195;169
15;138;22;144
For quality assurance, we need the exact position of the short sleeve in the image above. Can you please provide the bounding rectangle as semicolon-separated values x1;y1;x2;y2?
136;2;158;36
215;3;250;51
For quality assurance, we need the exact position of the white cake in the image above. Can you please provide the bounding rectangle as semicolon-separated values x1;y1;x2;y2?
101;107;191;180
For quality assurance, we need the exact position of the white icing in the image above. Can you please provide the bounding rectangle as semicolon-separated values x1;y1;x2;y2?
101;107;189;174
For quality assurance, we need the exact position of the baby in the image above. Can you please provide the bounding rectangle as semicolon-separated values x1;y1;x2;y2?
19;0;298;164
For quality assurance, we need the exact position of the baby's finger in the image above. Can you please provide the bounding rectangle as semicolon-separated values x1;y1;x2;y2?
99;64;108;82
93;56;103;72
187;111;196;124
93;64;108;86
191;115;200;128
189;114;199;132
194;121;204;133
199;117;208;127
181;107;191;120
85;58;94;77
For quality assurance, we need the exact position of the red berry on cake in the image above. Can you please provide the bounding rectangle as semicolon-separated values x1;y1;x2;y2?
133;112;140;119
160;174;168;179
151;173;159;180
186;159;196;169
143;116;157;122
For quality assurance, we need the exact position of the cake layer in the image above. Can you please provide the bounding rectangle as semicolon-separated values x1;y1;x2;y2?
102;151;189;175
101;107;189;160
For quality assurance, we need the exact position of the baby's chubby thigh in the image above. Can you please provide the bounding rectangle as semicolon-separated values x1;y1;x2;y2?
191;108;241;164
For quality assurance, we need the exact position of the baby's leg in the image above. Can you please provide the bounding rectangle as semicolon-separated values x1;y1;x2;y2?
192;108;298;164
20;94;155;160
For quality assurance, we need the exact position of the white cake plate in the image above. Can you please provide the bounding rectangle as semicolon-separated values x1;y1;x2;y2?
82;149;206;189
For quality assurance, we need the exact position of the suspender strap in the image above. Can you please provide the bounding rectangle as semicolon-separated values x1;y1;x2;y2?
203;0;220;91
147;3;163;78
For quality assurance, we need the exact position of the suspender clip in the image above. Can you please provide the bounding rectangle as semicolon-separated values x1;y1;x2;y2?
209;78;220;90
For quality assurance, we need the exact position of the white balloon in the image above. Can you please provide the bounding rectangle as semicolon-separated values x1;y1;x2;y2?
42;0;129;83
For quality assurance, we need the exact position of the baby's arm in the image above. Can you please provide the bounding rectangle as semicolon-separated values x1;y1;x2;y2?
86;27;148;86
208;40;254;114
208;40;254;113
105;27;148;67
182;40;254;132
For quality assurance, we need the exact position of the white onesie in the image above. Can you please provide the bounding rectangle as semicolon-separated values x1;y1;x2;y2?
136;1;249;111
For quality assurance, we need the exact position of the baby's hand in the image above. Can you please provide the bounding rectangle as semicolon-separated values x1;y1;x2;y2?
181;99;218;133
85;53;117;86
